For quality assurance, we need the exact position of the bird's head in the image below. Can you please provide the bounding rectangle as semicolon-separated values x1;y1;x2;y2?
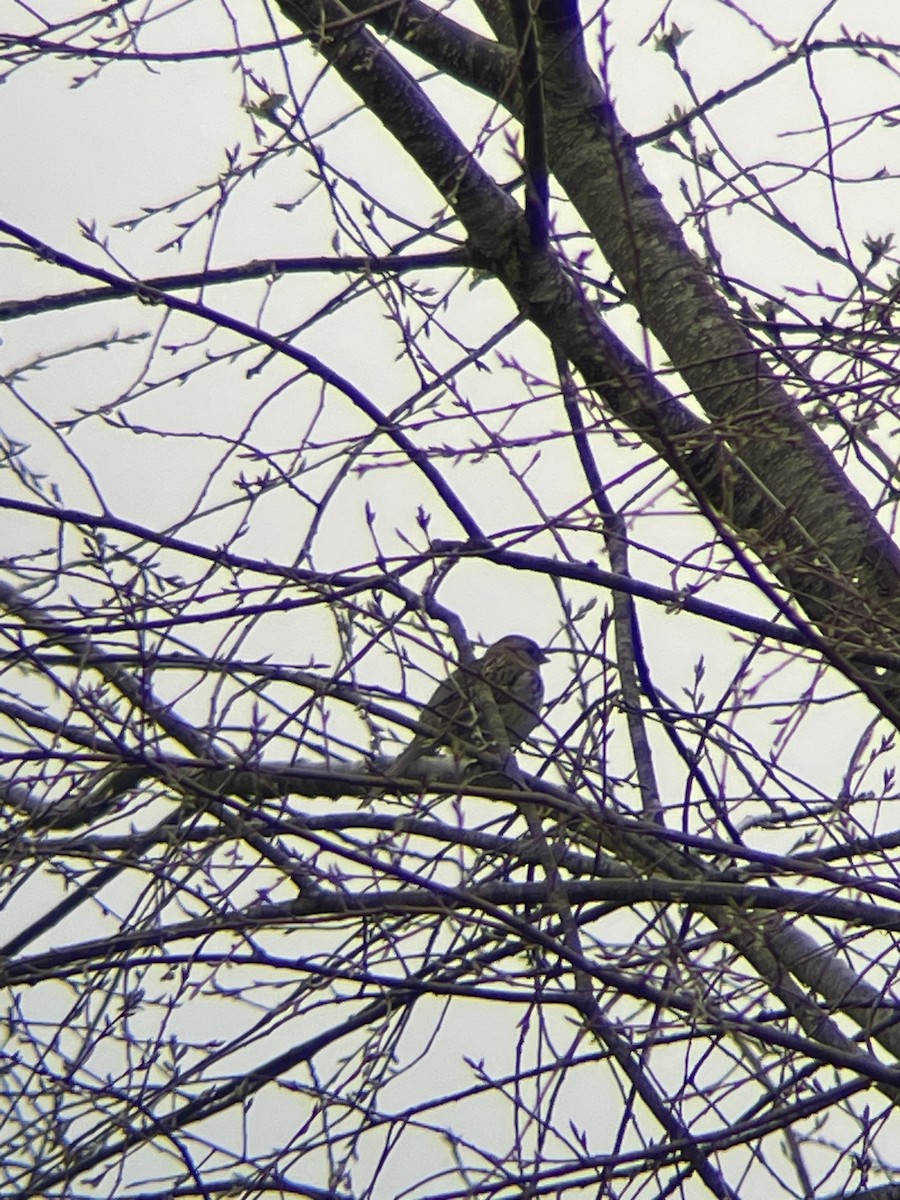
488;635;549;665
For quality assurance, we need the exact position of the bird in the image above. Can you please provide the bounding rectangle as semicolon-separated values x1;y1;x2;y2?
389;635;548;777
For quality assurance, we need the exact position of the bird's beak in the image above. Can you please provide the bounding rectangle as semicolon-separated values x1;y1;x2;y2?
537;649;550;664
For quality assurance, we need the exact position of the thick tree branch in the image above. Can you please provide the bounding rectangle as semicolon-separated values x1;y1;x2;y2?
320;0;900;703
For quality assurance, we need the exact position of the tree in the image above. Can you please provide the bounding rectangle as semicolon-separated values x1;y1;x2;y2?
2;1;900;1196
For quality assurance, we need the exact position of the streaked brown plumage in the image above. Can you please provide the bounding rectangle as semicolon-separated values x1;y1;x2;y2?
390;635;548;776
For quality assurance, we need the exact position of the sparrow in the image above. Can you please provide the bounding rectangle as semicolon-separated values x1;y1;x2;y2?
390;635;548;776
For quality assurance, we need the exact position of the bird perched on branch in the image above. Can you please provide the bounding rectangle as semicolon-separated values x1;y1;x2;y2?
390;634;548;777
